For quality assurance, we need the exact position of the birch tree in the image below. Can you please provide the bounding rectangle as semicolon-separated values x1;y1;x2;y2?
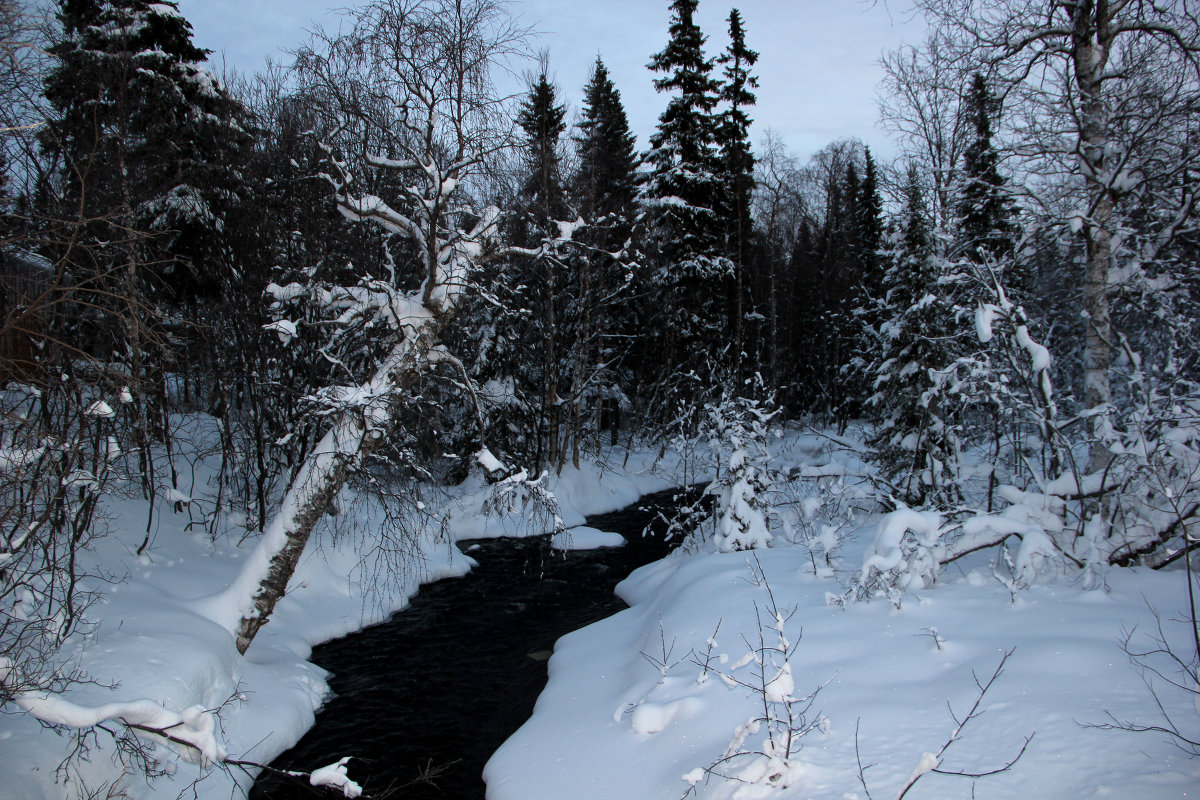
201;0;532;654
913;0;1200;475
879;28;974;233
885;0;1200;567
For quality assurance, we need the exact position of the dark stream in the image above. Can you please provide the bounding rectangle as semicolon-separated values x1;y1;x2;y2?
250;487;692;800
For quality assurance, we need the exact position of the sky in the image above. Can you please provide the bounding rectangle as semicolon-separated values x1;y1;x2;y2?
176;0;927;163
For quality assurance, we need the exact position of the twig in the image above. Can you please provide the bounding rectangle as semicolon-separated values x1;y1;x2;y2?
891;649;1031;800
855;718;877;800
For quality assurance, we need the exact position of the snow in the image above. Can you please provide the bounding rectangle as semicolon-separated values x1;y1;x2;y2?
262;318;297;345
0;417;685;799
86;400;115;418
861;506;944;580
555;216;586;241
551;526;626;550
1015;324;1051;373
2;683;226;767
307;757;363;798
483;430;1200;800
164;487;192;505
475;446;507;476
147;3;184;18
2;422;1196;800
901;751;942;788
487;541;1196;800
974;302;996;343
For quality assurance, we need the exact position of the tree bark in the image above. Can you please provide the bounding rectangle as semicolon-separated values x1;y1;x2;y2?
227;324;442;654
1070;0;1116;476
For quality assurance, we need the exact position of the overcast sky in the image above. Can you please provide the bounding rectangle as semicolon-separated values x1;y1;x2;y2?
176;0;926;163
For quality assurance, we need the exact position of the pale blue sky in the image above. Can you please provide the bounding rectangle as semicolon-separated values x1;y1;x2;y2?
176;0;925;161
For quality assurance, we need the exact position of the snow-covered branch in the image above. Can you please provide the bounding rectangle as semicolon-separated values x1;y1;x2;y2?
199;0;530;655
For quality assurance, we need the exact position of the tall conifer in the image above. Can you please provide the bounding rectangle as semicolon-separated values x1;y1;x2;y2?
958;73;1015;266
858;148;884;279
575;58;638;228
641;0;732;420
43;0;251;299
40;0;252;501
716;8;758;366
573;58;640;444
518;73;570;224
514;73;572;466
869;165;961;505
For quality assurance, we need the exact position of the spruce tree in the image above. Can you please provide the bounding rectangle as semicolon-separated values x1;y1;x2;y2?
786;220;825;412
43;0;251;299
958;73;1015;268
716;8;758;364
573;57;640;445
869;165;962;506
840;158;862;275
575;58;638;229
38;0;252;504
858;148;884;280
502;72;573;467
842;147;887;421
832;159;865;422
640;0;732;421
644;0;725;256
517;73;570;224
42;1;250;398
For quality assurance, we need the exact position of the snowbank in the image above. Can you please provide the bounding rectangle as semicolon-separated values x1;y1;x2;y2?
485;429;1199;799
0;422;686;800
485;547;1197;799
551;526;626;550
4;423;1195;800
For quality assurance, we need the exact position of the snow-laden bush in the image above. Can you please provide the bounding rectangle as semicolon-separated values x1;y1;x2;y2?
478;448;568;537
963;272;1200;576
712;449;772;553
679;557;828;797
673;392;779;553
849;255;1200;604
833;498;1066;607
848;506;946;605
777;433;875;578
1095;390;1200;569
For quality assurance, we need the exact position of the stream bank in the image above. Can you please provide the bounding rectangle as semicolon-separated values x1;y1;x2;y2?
250;486;692;799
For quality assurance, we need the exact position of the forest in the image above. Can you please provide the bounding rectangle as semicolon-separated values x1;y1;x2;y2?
1;0;1198;798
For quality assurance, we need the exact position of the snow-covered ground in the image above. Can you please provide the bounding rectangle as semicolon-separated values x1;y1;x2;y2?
0;418;678;800
486;536;1196;799
2;423;1195;799
485;431;1199;799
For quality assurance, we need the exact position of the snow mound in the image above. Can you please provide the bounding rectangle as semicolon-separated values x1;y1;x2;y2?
551;526;626;550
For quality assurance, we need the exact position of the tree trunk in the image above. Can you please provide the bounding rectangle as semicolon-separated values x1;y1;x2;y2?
208;323;442;654
1071;1;1116;476
544;260;560;468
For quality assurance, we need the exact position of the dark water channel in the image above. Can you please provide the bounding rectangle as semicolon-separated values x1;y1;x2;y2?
250;487;692;800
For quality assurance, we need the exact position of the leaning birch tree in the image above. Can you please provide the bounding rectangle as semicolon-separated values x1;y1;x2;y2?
201;0;532;654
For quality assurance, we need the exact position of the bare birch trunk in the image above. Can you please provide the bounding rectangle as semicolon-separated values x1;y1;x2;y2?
1070;1;1116;476
226;325;441;653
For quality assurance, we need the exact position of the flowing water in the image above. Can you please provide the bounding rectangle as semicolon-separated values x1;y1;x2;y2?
250;487;692;799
